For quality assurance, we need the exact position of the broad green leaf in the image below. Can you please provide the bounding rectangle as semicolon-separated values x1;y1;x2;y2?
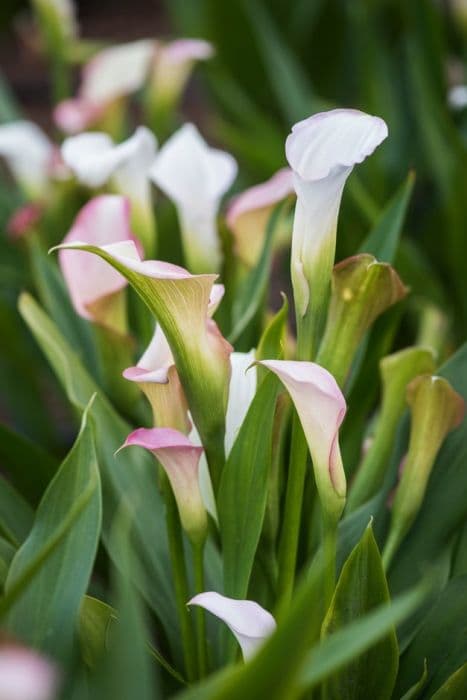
395;576;467;698
218;373;279;598
4;398;101;662
18;292;181;653
0;421;57;505
229;204;287;344
358;171;414;263
400;660;428;700
431;662;467;699
298;581;429;692
0;536;15;588
321;524;398;699
0;475;34;547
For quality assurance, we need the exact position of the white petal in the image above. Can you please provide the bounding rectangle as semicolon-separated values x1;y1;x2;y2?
0;646;58;700
81;40;156;103
286;109;388;181
225;351;257;455
188;592;276;660
0;121;53;195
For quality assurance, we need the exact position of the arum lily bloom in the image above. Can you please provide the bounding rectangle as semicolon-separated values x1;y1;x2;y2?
58;195;138;332
286;109;388;358
61;126;157;253
258;360;347;524
52;238;232;490
226;168;294;268
120;428;207;545
54;39;156;134
347;347;436;512
150;123;238;273
0;645;59;700
188;592;276;660
0;120;54;199
383;375;464;568
225;350;257;454
316;254;408;387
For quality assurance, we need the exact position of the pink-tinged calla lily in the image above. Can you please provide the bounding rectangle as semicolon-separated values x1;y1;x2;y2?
120;427;207;545
51;238;232;490
286;109;387;355
226;167;295;268
61;127;157;252
58;195;139;332
0;120;54;199
150;123;238;273
0;645;59;700
258;359;347;523
188;592;276;660
7;203;43;239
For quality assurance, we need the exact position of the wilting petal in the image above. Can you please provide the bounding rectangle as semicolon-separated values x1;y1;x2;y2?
226;168;294;267
225;351;257;455
62;127;157;252
52;239;232;489
188;592;276;660
258;359;347;522
383;374;464;568
150;123;237;272
121;427;207;544
58;195;138;330
0;645;59;700
286;109;387;354
0;120;53;198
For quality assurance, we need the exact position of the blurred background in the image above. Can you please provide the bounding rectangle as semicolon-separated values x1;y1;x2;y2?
0;0;466;447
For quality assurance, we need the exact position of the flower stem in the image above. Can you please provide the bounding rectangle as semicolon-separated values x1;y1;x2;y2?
164;479;197;681
192;541;208;678
322;519;338;617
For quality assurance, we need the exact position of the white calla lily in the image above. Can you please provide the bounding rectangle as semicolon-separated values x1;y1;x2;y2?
150;123;237;272
188;592;276;660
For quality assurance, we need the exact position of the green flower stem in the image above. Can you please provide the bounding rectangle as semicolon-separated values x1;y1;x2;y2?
163;478;197;682
277;413;309;607
322;518;338;617
192;541;208;678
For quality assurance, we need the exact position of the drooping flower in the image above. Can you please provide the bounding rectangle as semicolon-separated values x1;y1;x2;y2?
226;168;294;268
150;123;238;272
383;374;464;568
0;121;54;198
285;109;388;356
258;360;347;523
0;644;59;700
58;195;138;332
61;127;157;252
120;427;207;545
188;591;276;660
52;238;232;490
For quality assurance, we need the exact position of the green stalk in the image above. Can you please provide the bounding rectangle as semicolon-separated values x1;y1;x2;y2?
192;542;208;678
322;519;338;617
164;480;197;681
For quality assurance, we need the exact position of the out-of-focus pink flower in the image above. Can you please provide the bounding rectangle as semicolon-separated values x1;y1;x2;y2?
7;203;43;239
0;645;59;700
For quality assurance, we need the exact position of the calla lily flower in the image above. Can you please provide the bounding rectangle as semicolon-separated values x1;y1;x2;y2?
120;427;207;545
226;168;294;268
225;350;257;455
58;195;139;332
61;127;157;252
52;238;232;490
150;123;238;272
0;645;58;700
188;592;276;660
258;360;347;523
0;120;54;198
286;109;388;356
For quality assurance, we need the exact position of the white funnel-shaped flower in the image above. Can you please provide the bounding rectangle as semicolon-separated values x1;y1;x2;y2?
0;121;54;198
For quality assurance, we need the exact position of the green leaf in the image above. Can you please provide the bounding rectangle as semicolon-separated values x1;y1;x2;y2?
394;576;467;698
0;475;34;547
79;595;117;669
3;398;101;662
0;421;58;505
229;204;286;344
400;659;428;700
0;536;15;588
431;662;467;699
321;524;398;699
298;581;429;692
255;294;288;382
358;171;415;263
218;373;279;598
